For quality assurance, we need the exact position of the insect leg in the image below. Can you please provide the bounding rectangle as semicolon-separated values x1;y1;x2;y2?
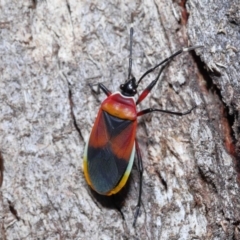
88;83;112;97
133;139;144;227
137;105;196;117
136;45;203;105
136;63;168;105
111;195;125;221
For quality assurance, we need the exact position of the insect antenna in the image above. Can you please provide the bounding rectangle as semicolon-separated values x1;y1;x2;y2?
127;27;134;80
137;45;203;84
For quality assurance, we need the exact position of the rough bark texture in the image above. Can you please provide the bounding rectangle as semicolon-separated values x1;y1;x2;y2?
0;0;239;239
187;0;240;239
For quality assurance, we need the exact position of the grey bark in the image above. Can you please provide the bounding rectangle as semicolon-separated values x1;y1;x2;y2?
0;0;239;239
187;1;240;239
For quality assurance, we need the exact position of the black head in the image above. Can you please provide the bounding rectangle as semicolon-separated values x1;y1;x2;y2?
120;77;138;96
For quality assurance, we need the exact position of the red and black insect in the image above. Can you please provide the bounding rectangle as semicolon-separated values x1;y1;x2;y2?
83;28;200;226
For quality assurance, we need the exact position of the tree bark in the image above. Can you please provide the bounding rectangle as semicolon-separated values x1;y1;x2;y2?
0;0;239;239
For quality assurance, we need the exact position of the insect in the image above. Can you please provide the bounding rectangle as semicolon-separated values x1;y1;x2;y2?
83;28;201;226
